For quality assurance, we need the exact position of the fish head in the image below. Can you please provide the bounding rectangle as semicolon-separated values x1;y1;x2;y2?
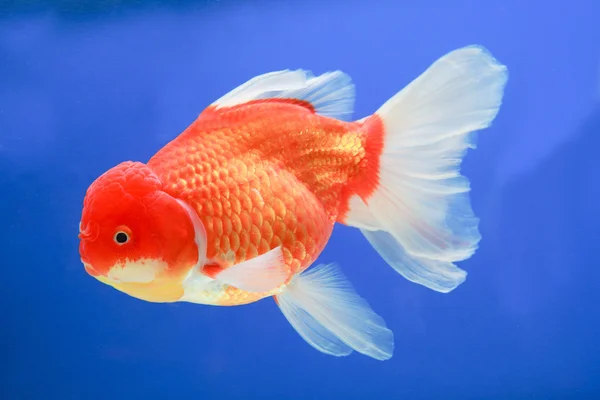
78;161;205;302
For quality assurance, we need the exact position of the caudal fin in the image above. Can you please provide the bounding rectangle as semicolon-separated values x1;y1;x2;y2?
343;45;508;293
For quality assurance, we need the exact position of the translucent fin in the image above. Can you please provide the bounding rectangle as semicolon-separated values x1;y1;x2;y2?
215;246;288;292
275;296;353;357
212;69;355;121
345;45;508;292
361;228;466;293
275;263;393;361
344;195;380;230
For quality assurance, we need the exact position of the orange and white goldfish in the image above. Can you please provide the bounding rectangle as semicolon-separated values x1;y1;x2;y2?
78;45;508;360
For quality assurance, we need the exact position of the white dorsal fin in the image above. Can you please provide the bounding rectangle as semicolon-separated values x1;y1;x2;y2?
212;69;356;121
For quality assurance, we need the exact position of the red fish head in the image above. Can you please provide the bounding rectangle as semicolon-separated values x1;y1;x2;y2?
78;161;203;302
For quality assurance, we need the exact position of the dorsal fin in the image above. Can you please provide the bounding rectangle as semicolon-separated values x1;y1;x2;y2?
212;69;355;121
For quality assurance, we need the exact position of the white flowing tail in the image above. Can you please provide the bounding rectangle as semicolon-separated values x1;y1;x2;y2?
343;45;508;293
222;45;507;361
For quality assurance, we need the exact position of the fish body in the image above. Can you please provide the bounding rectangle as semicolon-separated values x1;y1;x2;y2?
147;99;382;305
79;45;508;360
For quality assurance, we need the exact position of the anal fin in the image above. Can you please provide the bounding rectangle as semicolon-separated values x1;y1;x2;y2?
275;263;393;361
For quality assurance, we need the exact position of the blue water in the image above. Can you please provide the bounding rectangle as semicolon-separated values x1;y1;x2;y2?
2;1;599;398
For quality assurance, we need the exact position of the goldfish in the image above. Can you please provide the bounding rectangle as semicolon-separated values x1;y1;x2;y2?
78;45;508;360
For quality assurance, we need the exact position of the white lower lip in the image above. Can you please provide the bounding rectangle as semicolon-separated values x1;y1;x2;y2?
106;258;168;283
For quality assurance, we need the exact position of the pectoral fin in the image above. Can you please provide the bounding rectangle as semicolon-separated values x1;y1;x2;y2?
214;246;288;292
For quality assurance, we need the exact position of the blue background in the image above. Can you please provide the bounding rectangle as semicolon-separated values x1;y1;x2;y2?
1;0;599;398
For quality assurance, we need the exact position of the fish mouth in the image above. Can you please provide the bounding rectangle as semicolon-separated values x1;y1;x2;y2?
82;261;102;277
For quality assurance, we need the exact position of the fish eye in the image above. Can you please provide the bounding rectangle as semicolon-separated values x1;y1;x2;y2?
114;231;129;245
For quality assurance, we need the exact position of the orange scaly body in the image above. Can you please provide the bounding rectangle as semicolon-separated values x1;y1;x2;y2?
148;100;382;305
